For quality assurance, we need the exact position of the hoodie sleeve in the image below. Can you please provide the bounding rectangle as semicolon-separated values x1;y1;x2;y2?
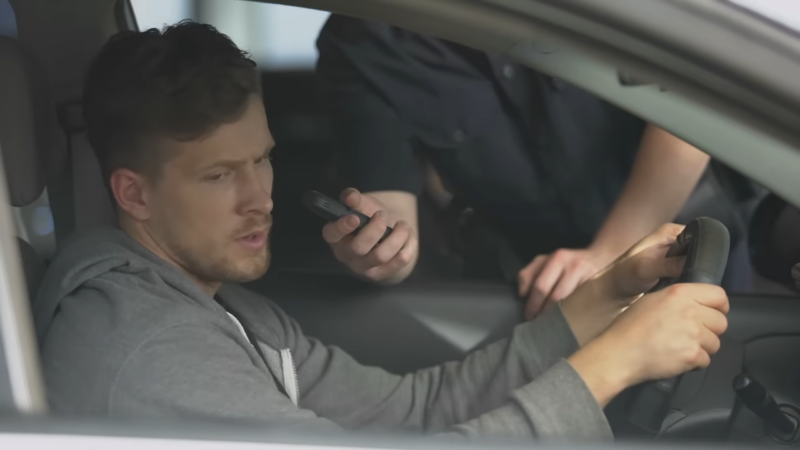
109;303;609;440
279;302;612;439
108;322;334;428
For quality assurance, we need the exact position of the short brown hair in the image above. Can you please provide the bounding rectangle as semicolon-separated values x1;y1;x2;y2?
83;21;262;185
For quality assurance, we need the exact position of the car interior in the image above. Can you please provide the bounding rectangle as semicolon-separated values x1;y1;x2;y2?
2;0;800;446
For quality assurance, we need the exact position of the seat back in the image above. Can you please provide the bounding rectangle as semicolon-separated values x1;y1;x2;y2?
51;101;114;240
749;193;800;290
0;36;66;298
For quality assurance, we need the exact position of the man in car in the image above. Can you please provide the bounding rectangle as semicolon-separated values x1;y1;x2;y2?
35;22;729;440
315;16;713;319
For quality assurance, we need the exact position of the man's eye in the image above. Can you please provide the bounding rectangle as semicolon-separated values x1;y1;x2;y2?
205;172;229;182
255;155;271;165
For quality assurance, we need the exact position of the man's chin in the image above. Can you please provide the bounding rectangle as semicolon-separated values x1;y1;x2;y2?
233;251;271;282
202;249;270;285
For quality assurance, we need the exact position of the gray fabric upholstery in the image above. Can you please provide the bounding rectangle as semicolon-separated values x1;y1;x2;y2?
72;130;114;229
0;37;61;299
56;102;115;232
0;36;65;207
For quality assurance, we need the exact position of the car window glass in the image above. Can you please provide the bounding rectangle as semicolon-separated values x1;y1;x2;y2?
130;0;329;70
728;0;800;33
0;0;16;38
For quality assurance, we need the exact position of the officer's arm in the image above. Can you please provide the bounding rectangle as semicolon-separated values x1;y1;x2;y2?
589;124;710;259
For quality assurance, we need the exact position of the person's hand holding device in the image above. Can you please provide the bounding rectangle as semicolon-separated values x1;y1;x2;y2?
304;189;418;283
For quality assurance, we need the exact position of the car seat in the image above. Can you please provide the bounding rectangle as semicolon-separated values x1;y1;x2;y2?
749;193;800;292
0;36;66;298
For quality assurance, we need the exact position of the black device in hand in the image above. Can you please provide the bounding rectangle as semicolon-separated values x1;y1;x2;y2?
302;190;392;241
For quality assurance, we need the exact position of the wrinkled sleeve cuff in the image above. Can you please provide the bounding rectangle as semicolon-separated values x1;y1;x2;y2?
512;359;613;440
517;303;581;371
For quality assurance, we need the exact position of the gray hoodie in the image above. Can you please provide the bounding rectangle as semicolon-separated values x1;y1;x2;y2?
34;227;611;440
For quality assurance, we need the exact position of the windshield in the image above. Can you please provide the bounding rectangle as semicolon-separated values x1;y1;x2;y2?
728;0;800;33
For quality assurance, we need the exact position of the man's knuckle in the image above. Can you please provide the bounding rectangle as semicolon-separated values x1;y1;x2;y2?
667;283;688;297
690;323;702;340
552;249;570;261
695;348;710;366
571;259;587;271
350;242;370;257
709;336;721;354
374;250;392;265
397;253;410;265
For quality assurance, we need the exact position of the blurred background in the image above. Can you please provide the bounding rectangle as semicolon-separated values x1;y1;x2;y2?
131;0;329;71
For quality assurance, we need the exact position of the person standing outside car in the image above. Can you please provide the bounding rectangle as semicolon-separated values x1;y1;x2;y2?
315;16;712;319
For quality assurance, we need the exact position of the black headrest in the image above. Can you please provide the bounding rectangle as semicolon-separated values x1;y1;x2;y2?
749;193;800;291
0;36;65;207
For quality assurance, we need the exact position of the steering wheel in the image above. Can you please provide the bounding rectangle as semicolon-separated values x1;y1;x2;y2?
617;217;730;438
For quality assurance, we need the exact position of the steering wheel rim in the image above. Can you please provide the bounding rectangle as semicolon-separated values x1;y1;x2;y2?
618;217;730;438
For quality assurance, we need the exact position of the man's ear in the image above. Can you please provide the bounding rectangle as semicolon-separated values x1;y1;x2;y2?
110;168;151;221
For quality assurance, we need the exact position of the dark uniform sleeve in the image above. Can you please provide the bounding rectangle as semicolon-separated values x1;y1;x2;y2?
316;16;425;195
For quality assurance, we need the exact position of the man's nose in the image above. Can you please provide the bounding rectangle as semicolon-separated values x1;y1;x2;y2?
241;169;273;215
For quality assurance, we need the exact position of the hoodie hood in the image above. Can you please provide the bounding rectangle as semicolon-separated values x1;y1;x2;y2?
33;226;215;340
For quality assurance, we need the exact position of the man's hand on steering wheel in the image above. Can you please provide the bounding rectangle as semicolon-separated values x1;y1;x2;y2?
568;283;729;407
557;221;730;409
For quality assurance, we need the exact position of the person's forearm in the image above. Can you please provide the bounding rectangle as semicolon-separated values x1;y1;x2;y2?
559;275;630;346
563;281;639;407
567;340;631;408
590;125;710;260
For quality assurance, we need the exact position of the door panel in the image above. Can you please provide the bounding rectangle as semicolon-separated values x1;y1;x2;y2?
247;271;522;373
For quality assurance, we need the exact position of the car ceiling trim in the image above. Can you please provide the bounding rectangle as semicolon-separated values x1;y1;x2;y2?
507;41;800;208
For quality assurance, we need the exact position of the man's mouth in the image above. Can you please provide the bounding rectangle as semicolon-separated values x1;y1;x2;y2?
238;230;268;250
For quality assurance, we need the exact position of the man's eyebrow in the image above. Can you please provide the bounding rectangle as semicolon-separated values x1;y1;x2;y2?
198;159;248;172
198;145;274;172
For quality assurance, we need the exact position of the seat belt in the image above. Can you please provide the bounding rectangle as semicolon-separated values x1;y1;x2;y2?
50;103;79;244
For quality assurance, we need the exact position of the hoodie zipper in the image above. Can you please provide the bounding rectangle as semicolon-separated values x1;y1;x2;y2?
280;348;300;407
222;310;292;402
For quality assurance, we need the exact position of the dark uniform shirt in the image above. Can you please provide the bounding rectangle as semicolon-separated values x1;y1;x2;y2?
316;16;646;259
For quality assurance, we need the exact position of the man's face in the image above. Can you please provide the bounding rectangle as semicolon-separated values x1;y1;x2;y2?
144;95;275;285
